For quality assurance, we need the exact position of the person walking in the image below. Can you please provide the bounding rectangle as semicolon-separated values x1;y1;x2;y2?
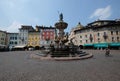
105;48;110;56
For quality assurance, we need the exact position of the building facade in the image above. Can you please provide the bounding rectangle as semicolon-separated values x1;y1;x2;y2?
72;20;120;49
28;31;40;48
0;30;7;51
18;25;34;46
7;33;19;49
0;30;7;46
69;22;84;45
36;26;56;47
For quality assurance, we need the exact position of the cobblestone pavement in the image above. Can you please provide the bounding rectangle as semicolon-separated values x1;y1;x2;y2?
0;50;120;81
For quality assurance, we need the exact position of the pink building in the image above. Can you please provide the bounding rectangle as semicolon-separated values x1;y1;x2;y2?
36;26;56;47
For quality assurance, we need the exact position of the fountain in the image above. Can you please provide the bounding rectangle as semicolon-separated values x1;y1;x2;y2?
49;13;89;57
50;13;69;57
31;13;93;60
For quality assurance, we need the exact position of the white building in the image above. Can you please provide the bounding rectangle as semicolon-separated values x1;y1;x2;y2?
18;25;34;47
7;33;19;49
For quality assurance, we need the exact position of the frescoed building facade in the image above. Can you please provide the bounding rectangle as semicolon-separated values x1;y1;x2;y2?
36;26;56;47
72;19;120;49
28;31;40;49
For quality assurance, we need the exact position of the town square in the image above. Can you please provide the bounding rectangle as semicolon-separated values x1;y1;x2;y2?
0;0;120;81
0;50;120;81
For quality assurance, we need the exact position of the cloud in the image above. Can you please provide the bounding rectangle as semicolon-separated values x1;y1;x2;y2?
90;5;112;19
0;21;22;33
0;0;28;19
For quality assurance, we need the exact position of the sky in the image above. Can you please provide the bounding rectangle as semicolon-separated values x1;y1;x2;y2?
0;0;120;33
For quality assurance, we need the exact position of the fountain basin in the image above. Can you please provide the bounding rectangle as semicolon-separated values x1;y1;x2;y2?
30;53;93;61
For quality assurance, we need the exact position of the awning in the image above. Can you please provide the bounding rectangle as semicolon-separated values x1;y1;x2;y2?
0;44;6;47
94;43;108;48
84;44;93;46
13;45;26;48
109;43;120;47
0;44;6;48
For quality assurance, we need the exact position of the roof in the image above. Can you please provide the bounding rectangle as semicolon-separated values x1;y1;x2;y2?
19;25;34;31
7;32;19;34
0;30;7;33
29;31;40;33
36;25;55;29
87;20;116;26
36;25;55;31
19;25;35;32
74;20;120;33
92;22;120;29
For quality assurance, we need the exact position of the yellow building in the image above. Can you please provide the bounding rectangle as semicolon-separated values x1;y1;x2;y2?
0;30;7;46
28;31;40;48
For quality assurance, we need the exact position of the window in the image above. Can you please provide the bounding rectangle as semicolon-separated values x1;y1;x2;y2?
85;35;87;38
90;34;92;37
97;33;100;36
10;37;12;40
19;37;21;39
47;32;49;35
15;37;17;40
2;34;4;36
90;39;92;43
98;38;100;42
116;31;118;35
2;38;4;40
11;41;13;44
80;36;82;38
112;37;114;42
104;32;106;35
80;40;82;43
117;37;119;41
111;31;113;35
86;40;87;43
15;42;17;44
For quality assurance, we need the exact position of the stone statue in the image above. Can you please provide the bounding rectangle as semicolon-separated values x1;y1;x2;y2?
59;13;63;21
